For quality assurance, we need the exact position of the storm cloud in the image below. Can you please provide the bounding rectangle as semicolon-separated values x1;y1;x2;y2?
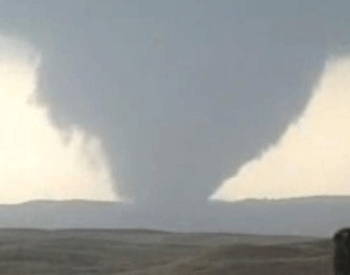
1;1;350;215
0;35;116;204
211;56;350;201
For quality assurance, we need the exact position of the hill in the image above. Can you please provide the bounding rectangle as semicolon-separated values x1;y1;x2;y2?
1;196;350;237
0;229;329;275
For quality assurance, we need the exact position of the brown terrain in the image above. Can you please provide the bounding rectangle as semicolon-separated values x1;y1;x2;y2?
0;229;333;275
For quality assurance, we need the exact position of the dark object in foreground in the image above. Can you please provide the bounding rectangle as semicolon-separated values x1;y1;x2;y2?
334;228;350;275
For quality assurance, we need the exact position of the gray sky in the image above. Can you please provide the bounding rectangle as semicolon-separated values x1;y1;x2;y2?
1;1;350;212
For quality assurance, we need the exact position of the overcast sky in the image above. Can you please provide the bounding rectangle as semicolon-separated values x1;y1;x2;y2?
1;1;350;214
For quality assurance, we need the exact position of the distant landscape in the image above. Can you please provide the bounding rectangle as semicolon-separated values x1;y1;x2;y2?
1;196;350;237
0;196;346;274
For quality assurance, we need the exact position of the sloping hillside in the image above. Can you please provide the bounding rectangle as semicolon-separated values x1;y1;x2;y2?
0;229;332;275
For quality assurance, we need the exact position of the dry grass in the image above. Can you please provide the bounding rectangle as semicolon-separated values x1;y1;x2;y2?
0;229;333;274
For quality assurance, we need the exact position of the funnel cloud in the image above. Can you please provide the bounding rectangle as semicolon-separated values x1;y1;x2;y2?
211;56;350;201
1;0;349;216
0;36;117;204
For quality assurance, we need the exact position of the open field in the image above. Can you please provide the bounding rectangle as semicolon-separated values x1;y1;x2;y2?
0;229;333;274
